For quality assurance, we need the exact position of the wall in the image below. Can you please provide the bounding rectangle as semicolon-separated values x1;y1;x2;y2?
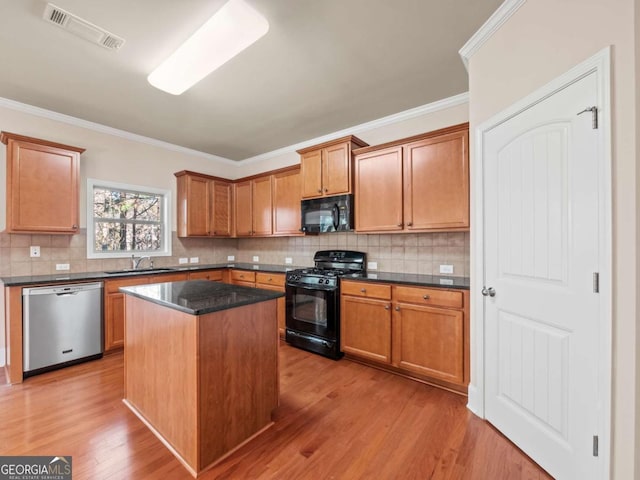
467;0;637;478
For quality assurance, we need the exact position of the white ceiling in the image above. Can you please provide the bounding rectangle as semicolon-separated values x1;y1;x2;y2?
0;0;502;160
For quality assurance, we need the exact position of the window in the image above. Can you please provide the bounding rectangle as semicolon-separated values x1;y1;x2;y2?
87;179;171;259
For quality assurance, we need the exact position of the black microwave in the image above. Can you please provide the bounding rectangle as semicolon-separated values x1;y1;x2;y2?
300;194;354;233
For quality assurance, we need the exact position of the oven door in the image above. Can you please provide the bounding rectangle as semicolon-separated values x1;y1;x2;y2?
285;283;338;338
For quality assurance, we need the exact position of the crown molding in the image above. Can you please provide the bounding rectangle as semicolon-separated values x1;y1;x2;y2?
459;0;526;70
241;91;469;165
0;96;237;166
0;91;469;167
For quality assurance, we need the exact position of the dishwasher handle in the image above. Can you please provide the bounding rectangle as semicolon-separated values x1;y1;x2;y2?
23;282;103;297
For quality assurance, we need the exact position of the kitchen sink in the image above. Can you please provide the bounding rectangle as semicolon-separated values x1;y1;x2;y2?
103;267;177;275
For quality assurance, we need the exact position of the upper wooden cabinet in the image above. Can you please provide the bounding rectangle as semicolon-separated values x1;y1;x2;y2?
297;135;368;199
272;167;302;236
2;132;84;234
234;176;273;237
175;171;232;238
354;123;469;233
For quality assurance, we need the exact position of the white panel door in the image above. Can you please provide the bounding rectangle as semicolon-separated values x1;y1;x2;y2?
483;72;601;479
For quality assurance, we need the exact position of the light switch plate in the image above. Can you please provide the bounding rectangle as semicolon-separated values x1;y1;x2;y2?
30;246;40;258
285;257;293;264
439;264;454;274
189;257;199;264
178;257;188;264
252;256;259;262
56;263;70;271
367;261;378;270
227;255;235;261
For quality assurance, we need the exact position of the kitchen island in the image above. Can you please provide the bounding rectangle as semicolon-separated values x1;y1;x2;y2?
120;280;282;477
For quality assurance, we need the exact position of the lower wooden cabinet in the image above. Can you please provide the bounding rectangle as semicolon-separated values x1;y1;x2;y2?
255;272;285;336
340;280;469;392
188;269;224;281
104;273;188;352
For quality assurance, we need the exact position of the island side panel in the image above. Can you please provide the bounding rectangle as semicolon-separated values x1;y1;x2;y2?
124;295;198;470
198;299;279;470
4;285;23;384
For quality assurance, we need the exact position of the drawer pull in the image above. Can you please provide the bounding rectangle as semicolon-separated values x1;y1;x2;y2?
423;295;430;300
395;306;401;312
384;305;390;310
360;288;366;293
268;278;273;282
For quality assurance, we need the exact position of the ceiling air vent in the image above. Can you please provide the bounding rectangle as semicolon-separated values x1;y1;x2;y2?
42;3;125;51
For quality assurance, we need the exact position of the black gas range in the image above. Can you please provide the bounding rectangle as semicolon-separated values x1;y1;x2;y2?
285;250;366;359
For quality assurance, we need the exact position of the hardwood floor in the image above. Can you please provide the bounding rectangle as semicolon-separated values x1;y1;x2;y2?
1;344;552;479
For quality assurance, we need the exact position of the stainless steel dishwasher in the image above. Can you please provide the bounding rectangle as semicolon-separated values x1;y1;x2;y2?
23;282;103;377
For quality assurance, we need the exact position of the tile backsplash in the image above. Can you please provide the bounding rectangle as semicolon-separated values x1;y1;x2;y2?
0;230;469;278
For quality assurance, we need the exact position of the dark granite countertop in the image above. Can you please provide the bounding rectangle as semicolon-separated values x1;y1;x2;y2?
343;272;470;290
120;280;284;315
0;262;303;287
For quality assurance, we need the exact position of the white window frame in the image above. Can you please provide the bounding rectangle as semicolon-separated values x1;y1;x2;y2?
86;178;172;259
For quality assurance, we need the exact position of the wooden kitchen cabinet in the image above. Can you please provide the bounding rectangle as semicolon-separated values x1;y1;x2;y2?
188;269;224;281
175;171;232;238
354;123;469;233
297;135;368;199
272;167;302;235
234;175;273;237
229;269;256;286
104;272;188;352
340;280;469;393
2;132;84;234
255;272;286;336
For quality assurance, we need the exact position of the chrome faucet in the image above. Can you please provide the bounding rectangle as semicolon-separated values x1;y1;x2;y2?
131;255;153;270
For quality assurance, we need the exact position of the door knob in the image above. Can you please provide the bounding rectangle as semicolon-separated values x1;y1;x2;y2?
481;286;496;297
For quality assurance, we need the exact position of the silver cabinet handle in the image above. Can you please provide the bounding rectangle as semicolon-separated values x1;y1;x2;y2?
481;286;496;297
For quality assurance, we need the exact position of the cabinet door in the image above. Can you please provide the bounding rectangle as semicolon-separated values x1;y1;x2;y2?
340;295;392;364
257;283;285;336
211;181;232;236
392;303;464;384
234;181;253;236
252;176;273;236
272;169;302;235
322;141;350;196
404;130;469;230
355;146;403;232
6;139;80;233
300;150;323;199
184;175;210;236
105;293;126;351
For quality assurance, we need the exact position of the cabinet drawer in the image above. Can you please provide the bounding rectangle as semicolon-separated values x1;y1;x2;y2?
105;277;148;294
393;285;463;309
230;270;256;283
255;272;285;288
188;270;224;281
341;280;391;300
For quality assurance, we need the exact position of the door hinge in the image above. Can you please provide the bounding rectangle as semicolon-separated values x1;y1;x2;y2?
593;272;599;293
577;106;598;129
593;435;599;457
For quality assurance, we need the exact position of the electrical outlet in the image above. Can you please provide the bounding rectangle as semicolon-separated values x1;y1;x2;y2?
30;246;40;258
285;257;293;264
227;255;235;261
56;263;70;271
439;264;454;274
367;261;378;270
189;257;199;264
178;257;188;264
252;256;259;262
439;278;454;286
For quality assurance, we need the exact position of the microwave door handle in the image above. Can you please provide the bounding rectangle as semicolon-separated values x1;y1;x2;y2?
332;204;340;231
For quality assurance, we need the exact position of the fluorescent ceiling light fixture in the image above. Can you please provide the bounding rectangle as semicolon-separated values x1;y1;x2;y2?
148;0;269;95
